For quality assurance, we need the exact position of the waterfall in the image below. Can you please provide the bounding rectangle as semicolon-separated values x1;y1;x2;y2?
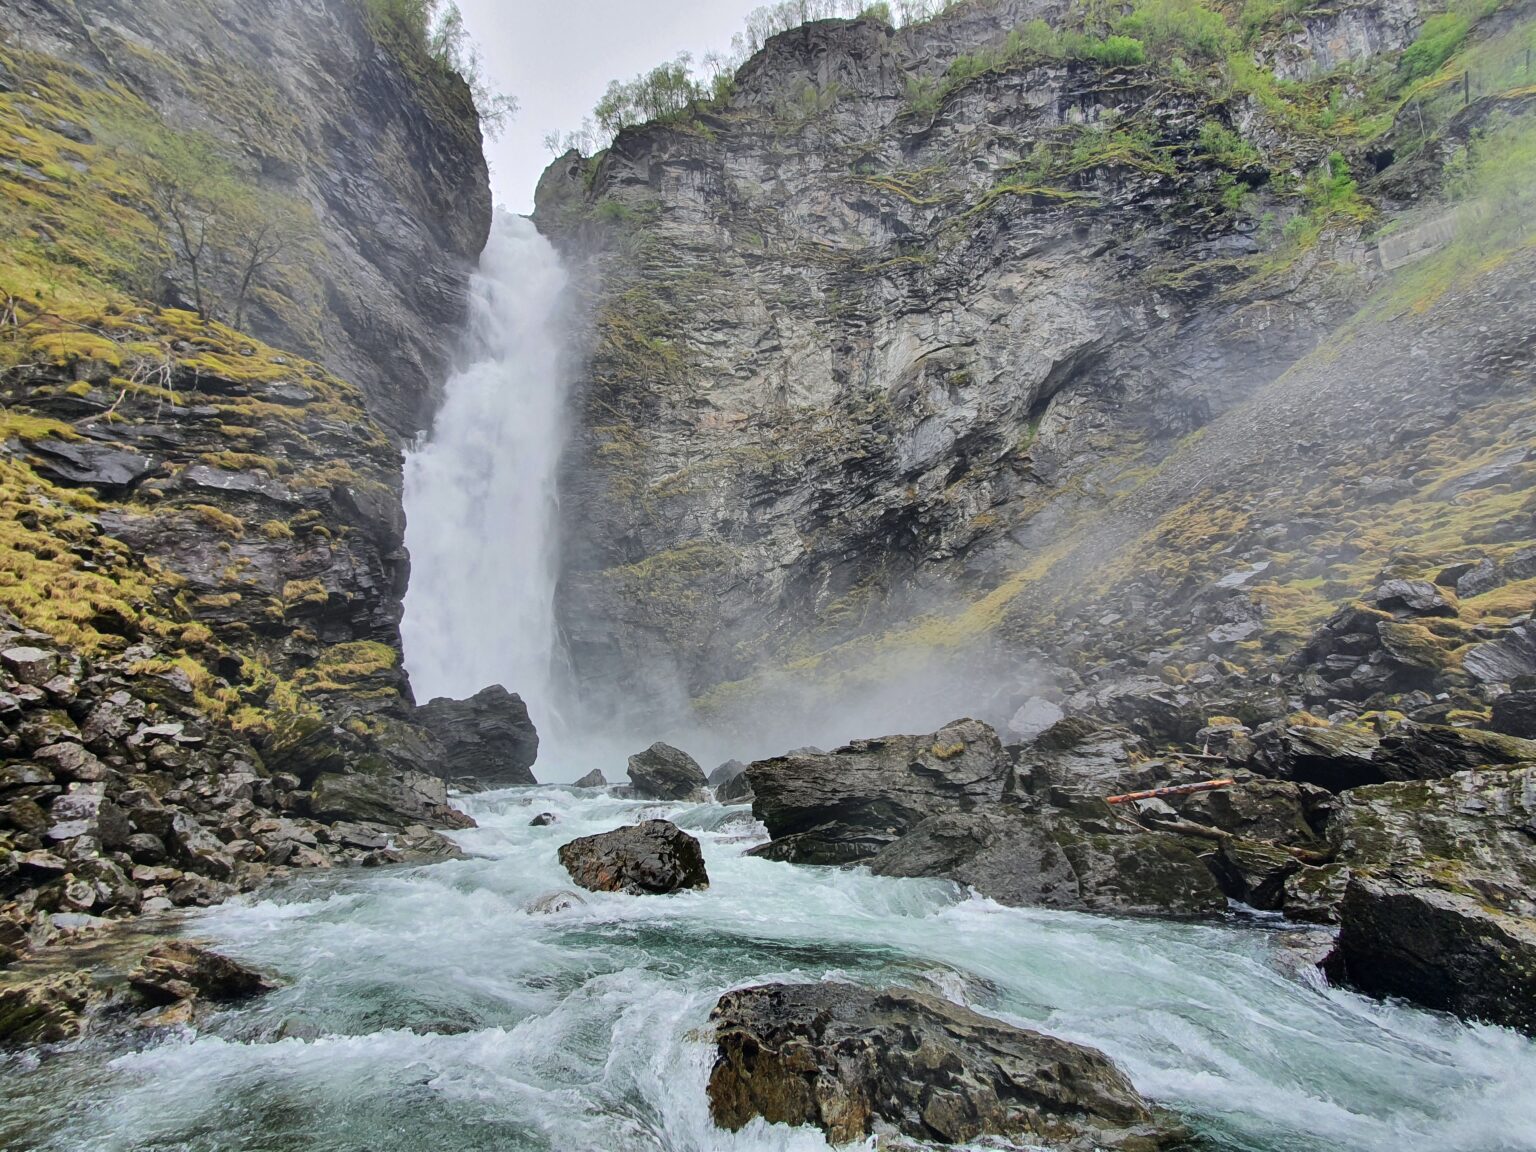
400;212;571;723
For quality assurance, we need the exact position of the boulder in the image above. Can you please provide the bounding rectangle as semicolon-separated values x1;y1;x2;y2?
128;942;276;1006
529;811;558;826
572;768;608;788
557;820;708;894
415;686;539;787
1368;578;1457;617
1007;696;1064;740
1;646;56;687
746;719;1010;864
47;784;130;847
707;759;747;788
25;440;158;491
0;972;97;1046
626;742;708;801
715;769;754;804
308;770;475;830
867;810;1229;918
1326;876;1536;1035
708;982;1182;1150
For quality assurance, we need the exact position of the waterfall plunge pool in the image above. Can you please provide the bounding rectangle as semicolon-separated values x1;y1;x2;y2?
2;785;1533;1152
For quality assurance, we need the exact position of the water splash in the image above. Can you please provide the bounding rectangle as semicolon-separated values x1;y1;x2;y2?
401;212;571;723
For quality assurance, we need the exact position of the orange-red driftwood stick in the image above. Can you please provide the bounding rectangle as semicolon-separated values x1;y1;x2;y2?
1105;778;1236;806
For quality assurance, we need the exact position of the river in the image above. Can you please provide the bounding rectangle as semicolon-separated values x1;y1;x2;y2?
3;784;1533;1152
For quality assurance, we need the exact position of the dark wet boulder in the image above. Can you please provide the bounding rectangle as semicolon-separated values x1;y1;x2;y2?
1250;717;1384;790
1375;722;1536;781
557;819;708;894
747;719;1010;864
1367;578;1457;617
415;686;539;787
1326;876;1536;1035
708;982;1183;1150
529;811;558;827
24;439;159;492
128;942;276;1006
626;742;707;801
572;768;608;788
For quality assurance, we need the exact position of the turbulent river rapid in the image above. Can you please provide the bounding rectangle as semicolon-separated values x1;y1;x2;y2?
3;785;1535;1152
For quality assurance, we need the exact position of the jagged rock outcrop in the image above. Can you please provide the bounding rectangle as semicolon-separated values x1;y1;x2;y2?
625;742;708;801
415;686;540;788
572;768;609;789
708;982;1184;1150
557;820;710;895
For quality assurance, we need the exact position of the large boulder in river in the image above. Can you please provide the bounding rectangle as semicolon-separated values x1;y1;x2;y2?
308;770;475;830
626;742;707;801
558;819;709;894
1326;876;1536;1035
415;685;539;788
708;982;1183;1150
1310;765;1536;1026
746;719;1010;864
572;768;608;788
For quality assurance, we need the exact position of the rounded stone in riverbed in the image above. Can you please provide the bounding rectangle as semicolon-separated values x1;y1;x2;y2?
557;819;709;895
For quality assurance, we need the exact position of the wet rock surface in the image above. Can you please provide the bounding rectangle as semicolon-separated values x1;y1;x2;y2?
625;743;708;802
0;615;473;964
1327;876;1536;1035
707;982;1183;1150
128;941;275;1007
557;820;709;895
746;719;1011;865
415;686;539;788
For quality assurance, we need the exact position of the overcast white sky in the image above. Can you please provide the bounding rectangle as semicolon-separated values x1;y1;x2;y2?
455;0;764;212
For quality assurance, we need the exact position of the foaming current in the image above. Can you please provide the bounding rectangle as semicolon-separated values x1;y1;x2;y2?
3;788;1534;1152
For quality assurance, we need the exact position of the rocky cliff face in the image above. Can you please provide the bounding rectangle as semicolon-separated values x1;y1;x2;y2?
0;0;499;954
0;0;491;435
534;0;1535;754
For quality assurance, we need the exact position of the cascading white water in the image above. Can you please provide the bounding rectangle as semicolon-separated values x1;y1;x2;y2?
400;212;571;723
5;788;1535;1152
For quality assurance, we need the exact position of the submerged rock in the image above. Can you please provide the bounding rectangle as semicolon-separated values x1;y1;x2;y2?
557;819;709;895
707;982;1182;1150
415;686;539;788
625;742;708;801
